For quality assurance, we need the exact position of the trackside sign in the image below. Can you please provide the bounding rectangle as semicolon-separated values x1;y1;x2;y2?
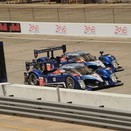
0;22;21;33
0;21;131;38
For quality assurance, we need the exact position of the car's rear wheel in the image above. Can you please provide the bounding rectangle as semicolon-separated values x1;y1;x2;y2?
29;73;39;85
65;76;75;89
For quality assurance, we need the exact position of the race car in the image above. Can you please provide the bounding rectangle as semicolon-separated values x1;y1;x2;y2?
33;45;105;71
99;51;124;72
33;45;124;73
24;59;123;90
24;59;106;90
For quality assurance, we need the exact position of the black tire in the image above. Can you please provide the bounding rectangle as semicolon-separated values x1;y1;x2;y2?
65;76;75;89
29;73;39;85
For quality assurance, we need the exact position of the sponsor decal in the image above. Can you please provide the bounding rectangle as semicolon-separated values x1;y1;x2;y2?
53;77;56;82
55;24;66;34
0;22;21;32
84;25;96;34
28;24;39;33
114;26;127;36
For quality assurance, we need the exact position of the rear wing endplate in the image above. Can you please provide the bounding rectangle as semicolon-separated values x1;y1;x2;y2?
34;45;66;58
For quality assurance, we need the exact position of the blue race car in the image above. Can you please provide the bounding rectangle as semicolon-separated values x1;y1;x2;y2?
24;61;106;90
24;59;123;91
34;45;124;73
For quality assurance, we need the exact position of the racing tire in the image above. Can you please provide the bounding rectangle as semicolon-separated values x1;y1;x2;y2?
65;76;75;89
28;73;39;85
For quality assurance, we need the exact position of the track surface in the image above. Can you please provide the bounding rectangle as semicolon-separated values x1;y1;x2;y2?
1;34;131;94
0;34;130;131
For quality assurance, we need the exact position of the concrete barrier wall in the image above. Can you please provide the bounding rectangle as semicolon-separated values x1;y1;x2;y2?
0;85;3;96
0;83;131;111
2;84;59;102
59;89;131;110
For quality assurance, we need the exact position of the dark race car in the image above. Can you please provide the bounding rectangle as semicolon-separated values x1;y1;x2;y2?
24;59;123;91
24;61;106;90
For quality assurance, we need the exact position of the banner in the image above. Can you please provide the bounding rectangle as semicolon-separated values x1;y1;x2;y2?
0;21;131;38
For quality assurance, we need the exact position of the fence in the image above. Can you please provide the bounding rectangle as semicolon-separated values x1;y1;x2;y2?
0;7;131;23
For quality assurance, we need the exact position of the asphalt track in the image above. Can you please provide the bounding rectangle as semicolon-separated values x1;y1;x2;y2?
0;33;131;130
1;34;131;94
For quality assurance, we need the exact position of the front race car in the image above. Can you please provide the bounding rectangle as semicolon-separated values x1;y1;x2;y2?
24;61;103;90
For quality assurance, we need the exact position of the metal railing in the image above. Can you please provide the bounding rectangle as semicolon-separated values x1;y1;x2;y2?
0;96;131;130
0;7;131;23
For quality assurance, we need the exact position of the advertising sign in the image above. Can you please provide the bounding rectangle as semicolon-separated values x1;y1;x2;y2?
0;22;21;33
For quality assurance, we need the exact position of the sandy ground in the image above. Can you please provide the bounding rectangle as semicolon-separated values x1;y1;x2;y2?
0;114;113;131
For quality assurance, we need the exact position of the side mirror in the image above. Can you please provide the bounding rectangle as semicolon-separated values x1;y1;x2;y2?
34;50;38;58
100;51;104;56
62;45;66;54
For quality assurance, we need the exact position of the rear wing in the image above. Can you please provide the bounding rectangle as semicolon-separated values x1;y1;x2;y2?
34;45;66;58
25;59;50;72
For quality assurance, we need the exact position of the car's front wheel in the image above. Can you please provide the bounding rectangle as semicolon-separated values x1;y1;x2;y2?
65;76;75;89
28;73;39;85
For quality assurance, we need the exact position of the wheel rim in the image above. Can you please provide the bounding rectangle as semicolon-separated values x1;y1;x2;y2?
66;77;74;89
29;73;38;85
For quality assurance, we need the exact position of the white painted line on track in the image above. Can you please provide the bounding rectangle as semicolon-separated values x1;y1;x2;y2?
0;35;131;44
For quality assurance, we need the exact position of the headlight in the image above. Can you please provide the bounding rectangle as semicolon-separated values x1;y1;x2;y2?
78;80;86;89
95;81;100;85
112;60;118;68
110;74;117;82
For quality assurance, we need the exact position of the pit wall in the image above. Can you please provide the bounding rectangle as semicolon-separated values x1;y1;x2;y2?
0;21;131;38
1;83;131;111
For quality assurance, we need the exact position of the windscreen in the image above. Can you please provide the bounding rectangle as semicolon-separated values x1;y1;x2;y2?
80;53;96;61
66;66;93;75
